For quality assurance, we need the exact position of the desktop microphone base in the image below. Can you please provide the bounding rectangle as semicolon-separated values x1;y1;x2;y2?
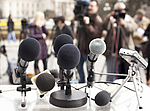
50;90;87;108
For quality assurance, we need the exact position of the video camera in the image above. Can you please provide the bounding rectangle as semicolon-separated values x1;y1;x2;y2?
114;8;128;21
21;18;28;29
52;17;60;25
73;0;90;25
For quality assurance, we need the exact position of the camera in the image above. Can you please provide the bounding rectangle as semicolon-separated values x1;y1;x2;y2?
21;18;28;29
114;8;128;21
52;17;60;25
73;0;90;25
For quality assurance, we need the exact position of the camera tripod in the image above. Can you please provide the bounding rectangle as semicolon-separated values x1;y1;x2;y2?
110;60;143;109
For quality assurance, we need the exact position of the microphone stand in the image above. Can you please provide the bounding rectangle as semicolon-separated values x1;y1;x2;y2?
57;67;66;90
16;71;31;107
50;69;87;108
0;66;37;107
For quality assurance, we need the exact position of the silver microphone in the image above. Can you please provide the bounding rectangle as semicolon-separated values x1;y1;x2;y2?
12;59;28;84
87;38;106;70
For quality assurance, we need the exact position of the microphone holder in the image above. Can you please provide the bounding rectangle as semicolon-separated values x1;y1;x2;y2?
50;69;87;108
0;71;37;107
110;60;143;109
16;72;31;107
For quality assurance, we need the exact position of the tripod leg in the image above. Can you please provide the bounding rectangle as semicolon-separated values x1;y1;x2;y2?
21;91;26;107
132;75;143;109
110;75;130;101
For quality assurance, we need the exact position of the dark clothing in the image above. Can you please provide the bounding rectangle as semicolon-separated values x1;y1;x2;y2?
7;18;14;32
29;23;49;60
77;14;103;54
55;25;74;39
144;24;150;59
34;59;47;70
144;24;150;79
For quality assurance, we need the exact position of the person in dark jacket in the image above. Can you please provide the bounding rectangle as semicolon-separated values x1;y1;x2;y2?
76;0;103;83
29;11;49;75
54;16;74;39
7;14;16;43
144;24;150;85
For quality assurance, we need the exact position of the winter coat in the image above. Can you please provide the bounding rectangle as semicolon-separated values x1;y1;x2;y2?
103;14;137;58
76;14;103;54
7;18;14;32
29;23;49;60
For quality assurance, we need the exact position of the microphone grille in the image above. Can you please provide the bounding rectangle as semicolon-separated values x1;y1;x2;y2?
95;90;110;106
36;73;55;91
19;38;40;61
57;44;80;69
89;38;106;55
53;34;73;55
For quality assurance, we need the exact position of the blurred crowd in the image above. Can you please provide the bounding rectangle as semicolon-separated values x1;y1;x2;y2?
1;0;150;85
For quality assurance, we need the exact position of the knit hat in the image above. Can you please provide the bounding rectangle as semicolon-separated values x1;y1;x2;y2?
136;9;146;15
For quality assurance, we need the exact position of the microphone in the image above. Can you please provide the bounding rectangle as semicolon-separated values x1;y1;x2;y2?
87;38;106;86
87;38;106;70
57;44;80;70
31;70;55;97
95;91;110;106
57;44;80;95
50;44;87;108
12;38;40;84
94;85;118;106
53;34;73;89
53;34;73;56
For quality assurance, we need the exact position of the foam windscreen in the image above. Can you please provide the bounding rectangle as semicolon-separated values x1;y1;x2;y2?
19;38;40;61
57;44;80;69
95;90;110;106
36;73;55;92
53;34;73;55
89;38;106;55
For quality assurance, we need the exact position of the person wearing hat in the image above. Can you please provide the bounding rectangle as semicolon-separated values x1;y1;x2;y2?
133;9;150;57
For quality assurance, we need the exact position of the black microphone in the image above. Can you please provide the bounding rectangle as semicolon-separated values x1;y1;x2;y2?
95;90;111;106
57;44;80;70
53;34;73;89
57;44;80;95
87;38;106;87
50;44;87;108
31;70;55;97
12;38;40;84
53;34;73;56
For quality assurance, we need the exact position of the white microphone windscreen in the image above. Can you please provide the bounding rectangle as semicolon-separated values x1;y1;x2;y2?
89;38;106;55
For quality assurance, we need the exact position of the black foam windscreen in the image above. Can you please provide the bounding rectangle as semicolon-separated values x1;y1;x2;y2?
36;73;55;92
53;34;73;55
95;90;110;106
19;38;40;62
57;44;80;69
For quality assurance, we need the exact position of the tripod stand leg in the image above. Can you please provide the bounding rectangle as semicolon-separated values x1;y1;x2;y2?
110;75;130;101
132;75;143;109
21;91;26;107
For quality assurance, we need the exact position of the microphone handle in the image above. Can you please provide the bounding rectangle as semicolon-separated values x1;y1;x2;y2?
17;59;28;76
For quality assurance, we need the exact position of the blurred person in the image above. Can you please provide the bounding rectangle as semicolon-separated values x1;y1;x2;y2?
103;2;137;81
20;18;29;41
29;11;49;75
144;24;150;85
54;16;74;39
133;9;149;58
76;0;103;83
7;14;16;43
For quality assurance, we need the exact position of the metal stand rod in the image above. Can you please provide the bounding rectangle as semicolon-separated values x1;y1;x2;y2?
132;75;142;109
